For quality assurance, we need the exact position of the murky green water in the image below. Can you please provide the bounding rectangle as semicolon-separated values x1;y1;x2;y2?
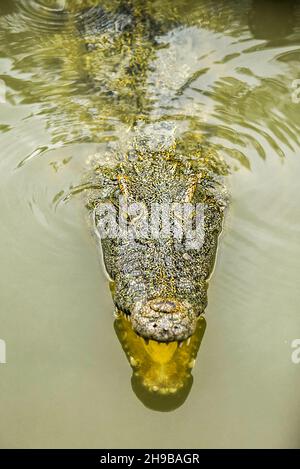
0;0;300;448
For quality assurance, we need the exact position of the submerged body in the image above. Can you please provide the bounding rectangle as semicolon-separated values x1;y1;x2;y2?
75;2;229;343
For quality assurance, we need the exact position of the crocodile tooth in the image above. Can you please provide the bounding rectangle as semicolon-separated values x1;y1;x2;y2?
178;341;183;348
129;356;137;366
187;338;191;346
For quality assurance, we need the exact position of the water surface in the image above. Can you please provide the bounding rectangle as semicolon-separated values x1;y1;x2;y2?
0;0;300;448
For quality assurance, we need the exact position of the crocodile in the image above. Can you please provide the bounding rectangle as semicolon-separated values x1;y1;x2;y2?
115;314;207;410
33;2;225;407
85;120;227;403
74;2;228;345
69;2;230;405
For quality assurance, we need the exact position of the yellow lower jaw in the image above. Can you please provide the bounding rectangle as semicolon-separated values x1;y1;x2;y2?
143;340;178;364
115;315;206;397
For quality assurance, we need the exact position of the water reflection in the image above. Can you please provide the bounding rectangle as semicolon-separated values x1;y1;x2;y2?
114;315;206;411
249;0;298;42
0;0;299;171
0;0;300;413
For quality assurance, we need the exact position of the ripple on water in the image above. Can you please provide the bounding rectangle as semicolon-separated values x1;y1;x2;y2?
0;0;300;445
0;0;68;33
0;0;299;265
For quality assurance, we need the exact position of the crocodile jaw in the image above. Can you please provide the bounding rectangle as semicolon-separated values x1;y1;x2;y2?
114;314;206;402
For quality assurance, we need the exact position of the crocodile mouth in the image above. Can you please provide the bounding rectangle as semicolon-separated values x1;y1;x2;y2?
116;298;198;343
114;314;206;408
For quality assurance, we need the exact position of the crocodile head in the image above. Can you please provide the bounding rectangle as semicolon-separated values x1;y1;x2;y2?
114;314;206;409
92;148;224;343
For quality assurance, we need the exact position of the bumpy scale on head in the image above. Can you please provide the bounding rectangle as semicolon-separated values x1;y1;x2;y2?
91;144;226;343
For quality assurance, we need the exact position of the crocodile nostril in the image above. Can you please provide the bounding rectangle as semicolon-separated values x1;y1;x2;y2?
151;300;177;313
131;297;197;342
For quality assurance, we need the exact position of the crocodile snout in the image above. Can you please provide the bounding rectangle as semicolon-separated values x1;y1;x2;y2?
131;298;198;342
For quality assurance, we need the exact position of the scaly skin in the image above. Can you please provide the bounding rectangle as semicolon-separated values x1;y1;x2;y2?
87;137;228;343
74;2;228;345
